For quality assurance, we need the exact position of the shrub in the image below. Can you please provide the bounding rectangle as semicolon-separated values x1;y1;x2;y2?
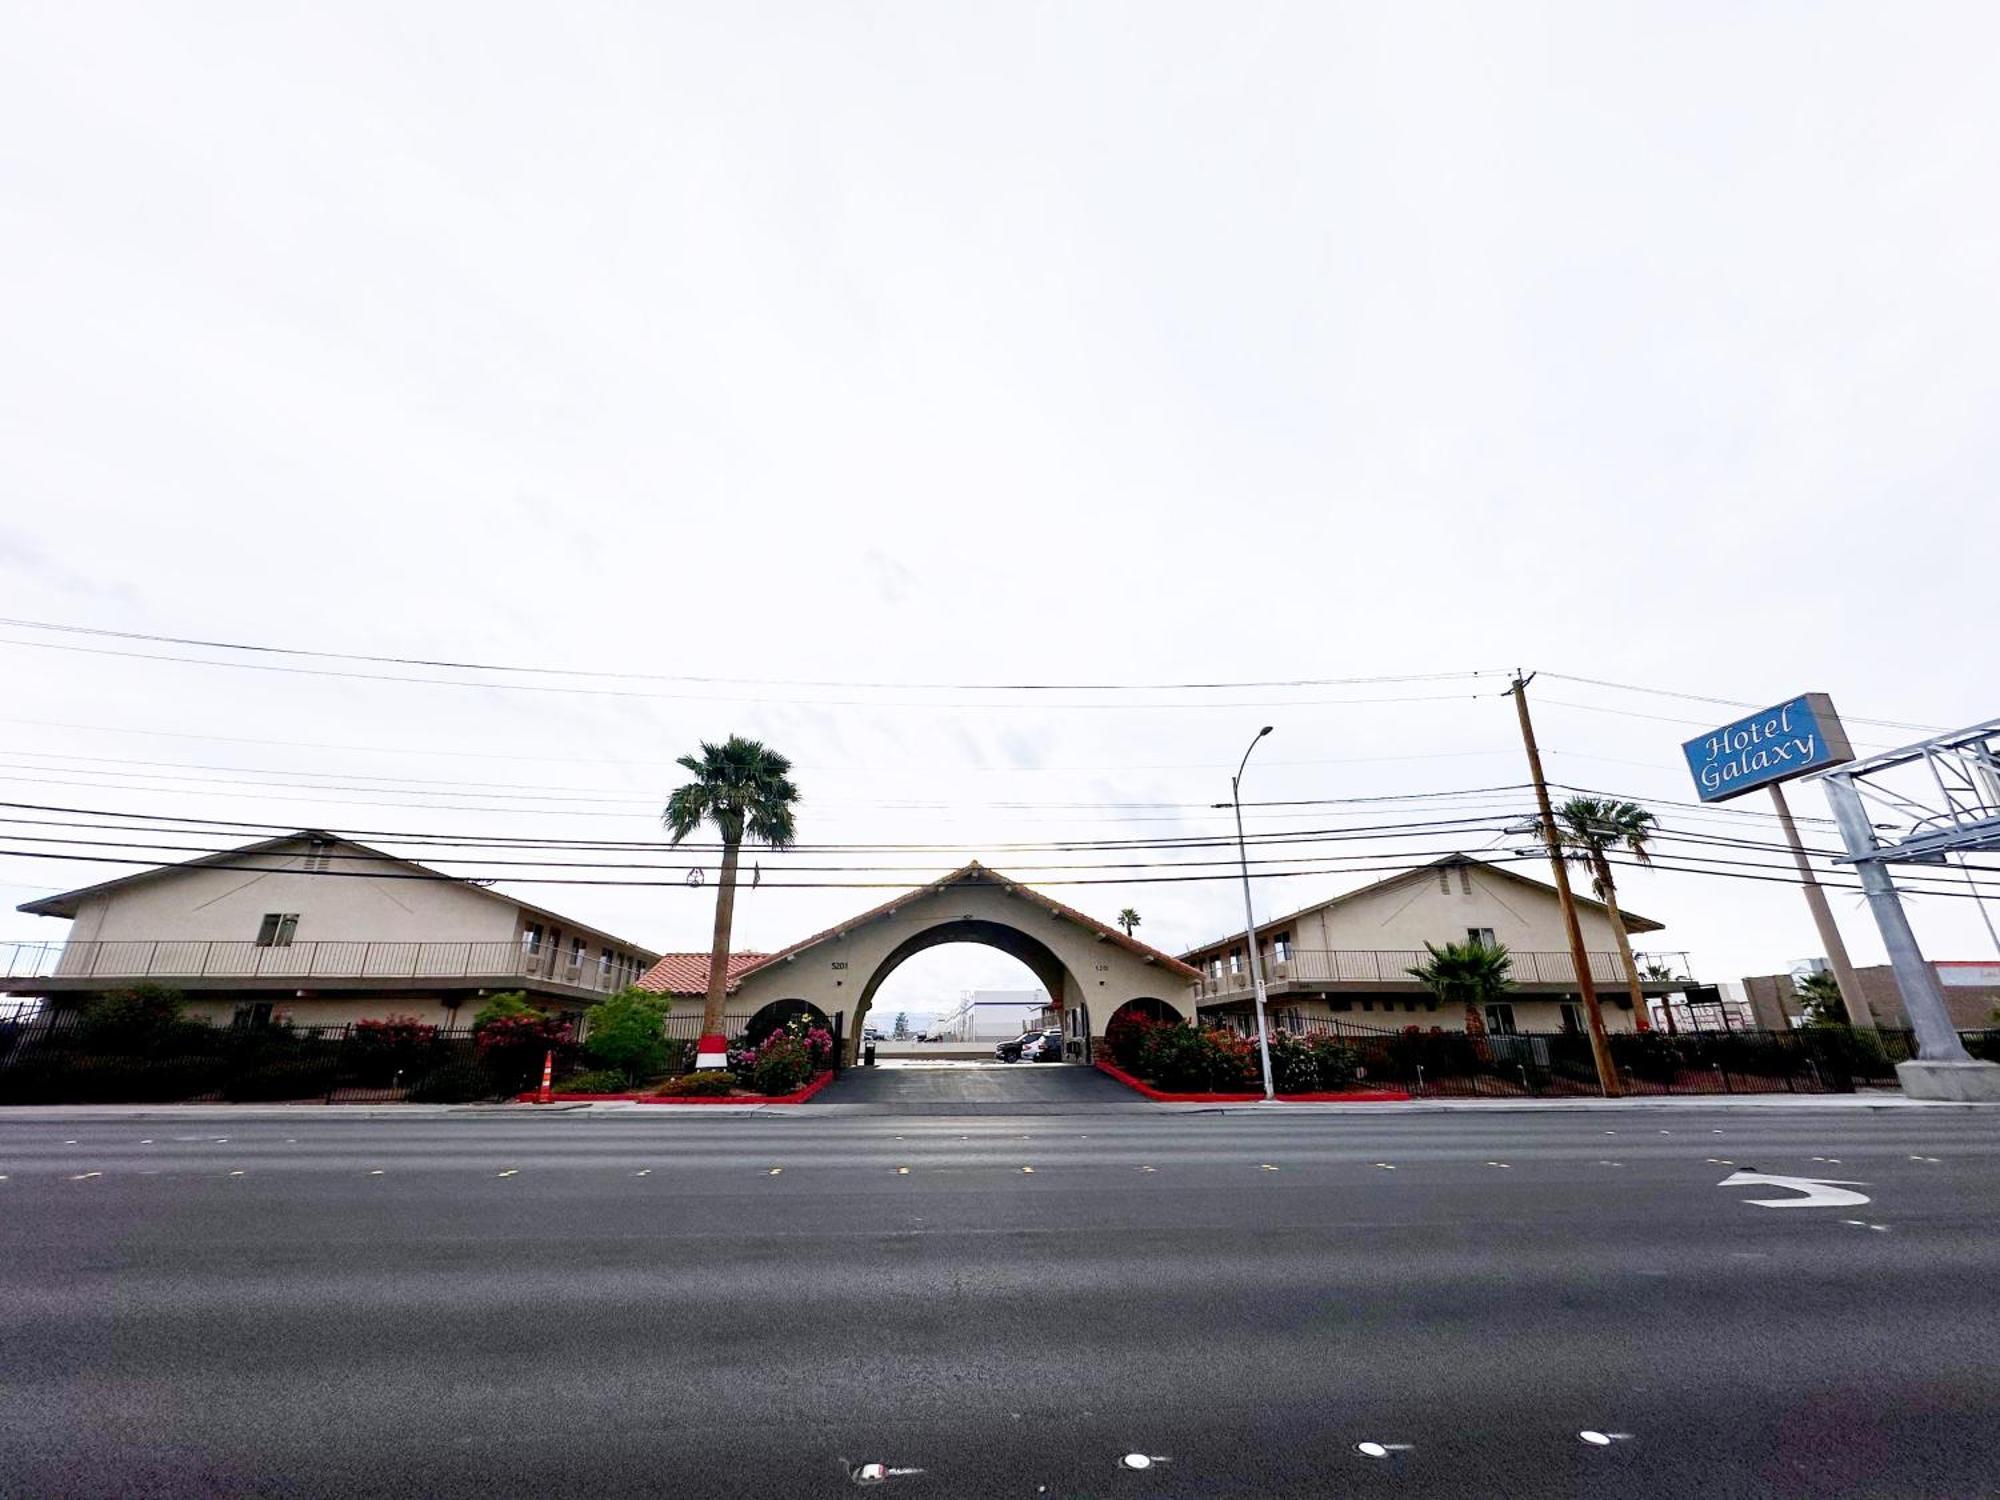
470;992;541;1033
345;1015;441;1086
557;1069;636;1095
1801;1024;1891;1084
581;987;675;1081
1135;1024;1258;1092
654;1069;736;1098
223;1059;340;1102
407;1061;501;1103
473;1008;575;1092
1306;1035;1361;1091
0;1055;225;1105
1104;1013;1157;1070
749;1034;813;1096
74;985;195;1054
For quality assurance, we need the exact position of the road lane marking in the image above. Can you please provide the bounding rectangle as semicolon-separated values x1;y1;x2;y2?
1598;1159;1625;1166
1260;1164;1280;1171
1357;1442;1413;1458
1139;1166;1156;1172
69;1171;102;1181
635;1169;652;1176
496;1169;519;1178
1021;1166;1035;1174
1373;1162;1396;1170
227;1170;245;1177
1580;1430;1632;1445
896;1166;909;1175
1908;1155;1941;1163
368;1170;385;1176
1719;1169;1868;1208
1486;1161;1511;1168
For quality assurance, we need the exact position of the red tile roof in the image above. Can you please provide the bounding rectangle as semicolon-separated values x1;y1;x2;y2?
635;952;770;997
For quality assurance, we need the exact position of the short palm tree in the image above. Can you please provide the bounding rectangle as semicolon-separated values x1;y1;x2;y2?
1554;797;1664;1033
663;737;800;1054
1406;939;1515;1035
1796;970;1848;1026
1117;908;1141;938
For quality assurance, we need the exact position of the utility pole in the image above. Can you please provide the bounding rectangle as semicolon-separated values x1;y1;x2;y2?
1509;673;1621;1098
1766;782;1874;1030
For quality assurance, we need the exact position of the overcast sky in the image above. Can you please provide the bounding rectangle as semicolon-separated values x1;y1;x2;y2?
2;3;1997;1017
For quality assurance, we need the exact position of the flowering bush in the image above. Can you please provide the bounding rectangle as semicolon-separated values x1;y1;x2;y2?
1134;1024;1259;1092
474;1010;574;1093
1104;1012;1158;1070
351;1016;438;1050
346;1015;442;1086
729;1018;831;1096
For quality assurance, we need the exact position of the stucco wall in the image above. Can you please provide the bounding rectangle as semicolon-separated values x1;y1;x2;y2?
719;876;1192;1050
67;842;520;948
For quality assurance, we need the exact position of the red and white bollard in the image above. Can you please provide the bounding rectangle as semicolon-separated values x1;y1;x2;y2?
695;1033;729;1070
537;1049;555;1104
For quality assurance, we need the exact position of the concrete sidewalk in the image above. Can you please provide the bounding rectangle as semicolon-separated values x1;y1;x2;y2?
6;1092;1997;1123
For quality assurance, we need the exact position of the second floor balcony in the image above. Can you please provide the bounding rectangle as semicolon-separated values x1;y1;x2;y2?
0;937;645;998
1189;947;1695;1003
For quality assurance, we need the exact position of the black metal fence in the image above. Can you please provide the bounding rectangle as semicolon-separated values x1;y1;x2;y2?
1286;1017;2000;1098
0;1008;815;1105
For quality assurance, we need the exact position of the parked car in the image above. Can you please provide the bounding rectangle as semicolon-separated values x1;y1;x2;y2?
1017;1028;1066;1063
1030;1029;1067;1063
994;1029;1046;1063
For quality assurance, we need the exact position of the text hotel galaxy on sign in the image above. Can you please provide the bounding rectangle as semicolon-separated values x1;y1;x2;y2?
1680;692;1855;803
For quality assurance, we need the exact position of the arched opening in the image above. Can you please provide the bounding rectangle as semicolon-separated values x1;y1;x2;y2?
856;918;1087;1062
742;998;831;1049
1108;997;1177;1029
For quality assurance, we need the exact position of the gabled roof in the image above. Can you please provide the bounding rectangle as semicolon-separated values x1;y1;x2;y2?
636;952;770;997
1180;853;1664;959
730;861;1203;982
16;830;662;959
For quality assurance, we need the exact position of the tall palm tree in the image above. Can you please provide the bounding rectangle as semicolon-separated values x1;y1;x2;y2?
1116;908;1141;938
663;736;800;1059
1554;796;1663;1033
1406;939;1515;1035
1795;970;1848;1026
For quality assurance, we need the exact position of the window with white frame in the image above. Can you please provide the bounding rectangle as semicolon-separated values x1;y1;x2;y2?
1467;927;1496;948
1484;1003;1518;1035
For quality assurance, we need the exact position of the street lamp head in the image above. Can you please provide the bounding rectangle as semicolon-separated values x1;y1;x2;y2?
1258;725;1273;737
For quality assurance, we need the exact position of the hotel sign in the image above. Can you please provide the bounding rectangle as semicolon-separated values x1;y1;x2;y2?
1681;692;1854;803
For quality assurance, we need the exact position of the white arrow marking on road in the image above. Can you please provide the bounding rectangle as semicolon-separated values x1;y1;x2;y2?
1719;1168;1869;1209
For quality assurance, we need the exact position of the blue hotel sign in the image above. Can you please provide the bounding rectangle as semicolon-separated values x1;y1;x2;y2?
1682;692;1854;803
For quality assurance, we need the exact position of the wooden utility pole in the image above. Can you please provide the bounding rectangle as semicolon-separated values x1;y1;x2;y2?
1767;782;1875;1030
1509;673;1621;1098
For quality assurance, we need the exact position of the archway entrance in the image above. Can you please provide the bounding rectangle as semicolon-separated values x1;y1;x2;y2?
710;862;1202;1076
741;998;831;1048
859;918;1086;1061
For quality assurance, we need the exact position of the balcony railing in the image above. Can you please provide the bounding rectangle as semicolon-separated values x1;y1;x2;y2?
1189;948;1691;1001
0;938;642;995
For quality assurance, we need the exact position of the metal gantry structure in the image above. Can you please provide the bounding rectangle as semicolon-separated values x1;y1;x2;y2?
1813;715;2000;1090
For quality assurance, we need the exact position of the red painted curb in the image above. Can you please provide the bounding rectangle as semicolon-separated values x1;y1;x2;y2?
517;1070;837;1106
1094;1059;1409;1104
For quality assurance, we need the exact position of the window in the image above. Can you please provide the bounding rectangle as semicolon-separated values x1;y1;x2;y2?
1560;1003;1584;1034
231;1002;274;1029
1467;927;1496;948
1484;1003;1518;1035
1228;950;1242;976
568;937;587;972
522;923;544;954
599;946;614;979
1459;866;1473;896
255;913;299;948
1272;932;1292;963
302;838;334;873
1438;869;1451;893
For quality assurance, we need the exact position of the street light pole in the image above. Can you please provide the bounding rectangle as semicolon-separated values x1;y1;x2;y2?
1223;726;1278;1102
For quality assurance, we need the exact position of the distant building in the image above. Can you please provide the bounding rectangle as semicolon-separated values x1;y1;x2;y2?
2;831;658;1031
1741;961;2000;1031
938;988;1052;1040
1181;853;1693;1035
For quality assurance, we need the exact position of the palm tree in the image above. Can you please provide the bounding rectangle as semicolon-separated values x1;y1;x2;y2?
1406;939;1515;1036
663;736;800;1058
1117;908;1141;938
1554;796;1664;1034
1796;970;1848;1026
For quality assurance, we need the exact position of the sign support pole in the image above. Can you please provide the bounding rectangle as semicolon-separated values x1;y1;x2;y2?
1509;674;1620;1098
1767;782;1875;1031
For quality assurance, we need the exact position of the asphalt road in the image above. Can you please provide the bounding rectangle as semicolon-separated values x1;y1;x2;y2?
3;1092;1998;1498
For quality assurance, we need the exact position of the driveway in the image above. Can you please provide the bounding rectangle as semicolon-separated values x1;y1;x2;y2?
813;1059;1150;1113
